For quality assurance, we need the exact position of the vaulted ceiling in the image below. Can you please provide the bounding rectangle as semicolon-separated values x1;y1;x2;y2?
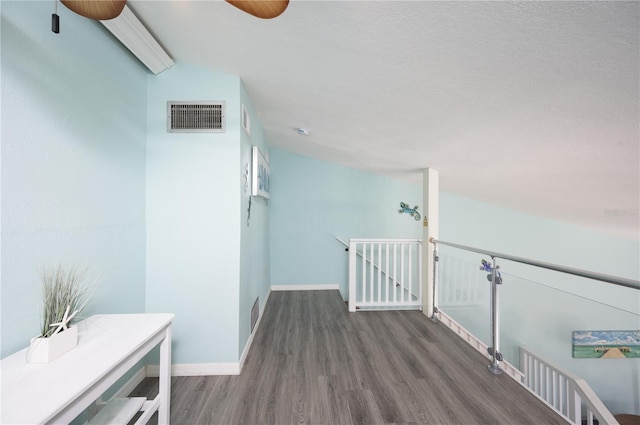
128;0;639;239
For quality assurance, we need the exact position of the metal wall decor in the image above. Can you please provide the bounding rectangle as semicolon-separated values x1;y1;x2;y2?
399;202;421;221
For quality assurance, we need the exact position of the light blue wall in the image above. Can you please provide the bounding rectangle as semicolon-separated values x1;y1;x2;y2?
1;1;148;357
0;4;272;365
270;149;422;298
440;192;639;279
145;63;243;363
238;83;270;356
439;191;639;313
438;192;640;415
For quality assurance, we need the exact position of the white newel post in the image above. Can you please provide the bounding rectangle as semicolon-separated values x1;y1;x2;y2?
422;168;439;318
348;240;357;312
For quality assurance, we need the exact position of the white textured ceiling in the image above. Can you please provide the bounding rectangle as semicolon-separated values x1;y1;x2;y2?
129;0;639;239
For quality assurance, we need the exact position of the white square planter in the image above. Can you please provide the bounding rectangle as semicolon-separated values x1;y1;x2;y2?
26;326;78;363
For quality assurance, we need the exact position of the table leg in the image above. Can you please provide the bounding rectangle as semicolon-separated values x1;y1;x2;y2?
158;325;172;425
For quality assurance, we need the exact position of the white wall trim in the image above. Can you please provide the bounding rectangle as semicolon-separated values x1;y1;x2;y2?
146;362;240;377
238;289;271;374
271;284;339;291
146;289;273;378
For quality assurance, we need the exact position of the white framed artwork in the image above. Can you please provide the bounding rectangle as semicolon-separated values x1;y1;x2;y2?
251;146;270;199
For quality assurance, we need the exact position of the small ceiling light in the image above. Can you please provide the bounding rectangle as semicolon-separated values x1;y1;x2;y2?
296;128;310;136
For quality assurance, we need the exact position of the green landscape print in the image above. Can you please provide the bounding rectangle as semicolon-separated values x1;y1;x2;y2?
572;330;640;359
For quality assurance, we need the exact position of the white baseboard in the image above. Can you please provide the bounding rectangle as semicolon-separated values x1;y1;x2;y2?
271;284;339;291
146;288;273;378
238;289;271;373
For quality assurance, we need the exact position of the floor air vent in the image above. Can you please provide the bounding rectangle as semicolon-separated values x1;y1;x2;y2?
251;297;259;332
167;101;225;133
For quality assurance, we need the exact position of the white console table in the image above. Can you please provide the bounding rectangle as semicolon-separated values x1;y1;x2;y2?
1;314;174;425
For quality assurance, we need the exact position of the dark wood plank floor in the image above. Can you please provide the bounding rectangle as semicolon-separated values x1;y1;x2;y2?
130;290;567;425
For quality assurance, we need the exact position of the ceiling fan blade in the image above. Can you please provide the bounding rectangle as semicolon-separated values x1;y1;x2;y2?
60;0;127;20
225;0;289;19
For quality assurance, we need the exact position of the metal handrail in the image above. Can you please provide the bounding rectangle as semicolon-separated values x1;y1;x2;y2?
430;238;640;291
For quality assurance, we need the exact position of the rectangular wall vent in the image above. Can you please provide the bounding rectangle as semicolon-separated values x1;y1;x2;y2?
250;297;259;332
167;101;225;133
242;104;251;136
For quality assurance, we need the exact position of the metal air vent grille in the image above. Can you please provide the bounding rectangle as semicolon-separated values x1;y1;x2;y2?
167;102;225;133
251;297;259;332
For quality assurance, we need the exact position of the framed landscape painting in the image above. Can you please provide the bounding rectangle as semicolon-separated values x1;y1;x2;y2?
572;330;640;359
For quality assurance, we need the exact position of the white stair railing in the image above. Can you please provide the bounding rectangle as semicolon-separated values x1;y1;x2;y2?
520;346;619;425
347;238;422;312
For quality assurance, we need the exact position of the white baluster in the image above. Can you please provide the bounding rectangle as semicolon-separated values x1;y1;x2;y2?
362;243;367;305
408;243;413;302
393;243;398;303
377;243;382;303
400;244;405;302
369;244;374;303
418;242;423;308
349;240;357;312
385;243;390;303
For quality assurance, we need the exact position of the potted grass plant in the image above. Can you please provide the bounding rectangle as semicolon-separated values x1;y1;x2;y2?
26;265;92;363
